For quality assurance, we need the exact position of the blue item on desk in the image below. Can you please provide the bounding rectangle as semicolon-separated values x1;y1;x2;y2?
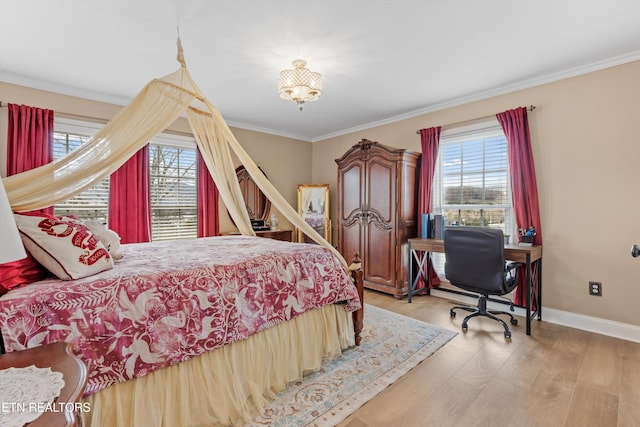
421;214;430;239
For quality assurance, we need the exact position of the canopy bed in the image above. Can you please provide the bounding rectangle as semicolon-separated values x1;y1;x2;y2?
0;233;362;425
0;41;364;426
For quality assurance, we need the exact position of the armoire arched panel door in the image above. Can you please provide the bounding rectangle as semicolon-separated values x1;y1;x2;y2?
336;139;420;298
235;165;271;222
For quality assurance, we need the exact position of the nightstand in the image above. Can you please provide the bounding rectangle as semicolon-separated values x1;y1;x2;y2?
0;342;87;427
223;229;293;242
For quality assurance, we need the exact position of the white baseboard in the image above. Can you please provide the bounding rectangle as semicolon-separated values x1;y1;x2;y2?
430;289;640;343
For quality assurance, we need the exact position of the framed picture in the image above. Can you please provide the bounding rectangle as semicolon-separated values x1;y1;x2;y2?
297;184;331;244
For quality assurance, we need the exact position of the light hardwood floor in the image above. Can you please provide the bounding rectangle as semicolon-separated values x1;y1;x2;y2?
338;290;640;427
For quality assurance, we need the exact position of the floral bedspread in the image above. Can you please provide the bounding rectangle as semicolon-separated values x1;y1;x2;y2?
0;236;360;396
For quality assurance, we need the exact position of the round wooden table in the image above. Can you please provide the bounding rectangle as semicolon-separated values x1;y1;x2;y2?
0;342;87;427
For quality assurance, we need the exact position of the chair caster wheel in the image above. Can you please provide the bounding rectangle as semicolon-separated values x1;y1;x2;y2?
450;310;456;318
510;319;518;325
504;331;511;339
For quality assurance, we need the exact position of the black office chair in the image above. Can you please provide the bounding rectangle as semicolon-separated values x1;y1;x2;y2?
444;226;519;338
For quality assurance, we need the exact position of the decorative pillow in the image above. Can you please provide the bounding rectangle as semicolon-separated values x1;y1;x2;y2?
81;219;125;260
13;213;114;280
0;252;50;296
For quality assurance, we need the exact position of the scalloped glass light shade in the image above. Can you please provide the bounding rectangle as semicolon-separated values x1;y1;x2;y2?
278;60;322;104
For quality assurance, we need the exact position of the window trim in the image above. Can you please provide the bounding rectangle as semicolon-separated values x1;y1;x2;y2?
53;118;200;241
433;118;515;234
430;119;515;276
55;117;104;136
149;139;198;241
53;120;109;222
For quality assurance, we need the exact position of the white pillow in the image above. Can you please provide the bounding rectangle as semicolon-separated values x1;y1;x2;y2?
14;213;114;280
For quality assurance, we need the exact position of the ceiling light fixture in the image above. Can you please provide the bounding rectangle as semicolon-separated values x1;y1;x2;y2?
278;59;322;111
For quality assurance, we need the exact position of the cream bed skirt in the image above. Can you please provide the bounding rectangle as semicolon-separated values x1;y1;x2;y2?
81;304;354;427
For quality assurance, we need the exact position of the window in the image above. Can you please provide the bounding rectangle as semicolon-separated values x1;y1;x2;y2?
149;137;197;241
53;118;198;241
53;120;109;223
431;120;515;274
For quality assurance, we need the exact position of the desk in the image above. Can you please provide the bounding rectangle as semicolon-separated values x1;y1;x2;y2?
408;238;543;335
223;229;293;242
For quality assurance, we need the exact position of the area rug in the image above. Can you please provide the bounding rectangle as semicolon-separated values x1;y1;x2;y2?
248;304;457;427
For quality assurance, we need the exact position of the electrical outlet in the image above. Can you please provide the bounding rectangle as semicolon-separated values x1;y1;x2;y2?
589;281;602;296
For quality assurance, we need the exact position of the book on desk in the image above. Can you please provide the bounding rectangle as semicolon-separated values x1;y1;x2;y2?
421;213;445;240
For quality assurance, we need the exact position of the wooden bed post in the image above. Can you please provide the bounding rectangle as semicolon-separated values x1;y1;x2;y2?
348;252;364;346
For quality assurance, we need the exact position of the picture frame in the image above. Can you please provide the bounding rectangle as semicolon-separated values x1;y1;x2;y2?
297;184;331;244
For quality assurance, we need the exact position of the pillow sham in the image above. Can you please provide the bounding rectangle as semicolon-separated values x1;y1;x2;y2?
13;213;114;280
0;252;50;296
80;219;125;260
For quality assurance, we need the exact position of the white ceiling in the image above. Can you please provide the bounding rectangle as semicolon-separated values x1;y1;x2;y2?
1;0;640;142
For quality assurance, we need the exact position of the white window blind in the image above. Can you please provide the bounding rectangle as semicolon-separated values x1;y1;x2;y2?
53;124;109;223
149;138;197;241
53;118;199;241
431;121;515;275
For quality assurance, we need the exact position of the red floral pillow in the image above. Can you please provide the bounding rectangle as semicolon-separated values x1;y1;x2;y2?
14;213;114;280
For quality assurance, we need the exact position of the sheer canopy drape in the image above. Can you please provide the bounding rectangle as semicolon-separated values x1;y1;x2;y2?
417;126;441;289
497;107;542;307
2;63;345;266
108;146;152;243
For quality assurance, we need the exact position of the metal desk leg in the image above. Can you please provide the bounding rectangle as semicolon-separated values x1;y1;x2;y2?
537;259;543;321
408;244;413;303
525;253;532;335
425;251;431;296
408;247;428;303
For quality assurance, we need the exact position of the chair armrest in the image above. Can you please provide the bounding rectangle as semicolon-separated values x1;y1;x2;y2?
504;261;519;282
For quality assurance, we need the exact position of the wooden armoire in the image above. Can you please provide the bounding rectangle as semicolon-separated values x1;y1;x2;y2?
336;139;420;298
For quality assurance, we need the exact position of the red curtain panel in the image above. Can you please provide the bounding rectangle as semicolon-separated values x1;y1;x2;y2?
6;103;54;216
497;107;543;307
197;149;220;237
2;104;55;287
417;126;442;289
108;146;152;243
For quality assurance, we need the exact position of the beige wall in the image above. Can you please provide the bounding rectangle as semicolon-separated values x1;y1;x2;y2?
313;60;640;327
224;128;312;232
3;60;639;327
0;82;312;234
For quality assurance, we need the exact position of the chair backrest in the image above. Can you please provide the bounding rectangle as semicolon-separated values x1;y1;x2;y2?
443;226;507;295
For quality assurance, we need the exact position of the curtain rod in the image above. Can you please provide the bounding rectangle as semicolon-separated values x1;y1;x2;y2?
0;101;194;138
415;105;536;134
0;102;110;125
0;101;101;120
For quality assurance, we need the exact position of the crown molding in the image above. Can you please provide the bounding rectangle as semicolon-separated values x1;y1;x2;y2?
3;49;640;144
224;119;313;142
0;71;132;106
0;71;313;143
312;49;640;142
